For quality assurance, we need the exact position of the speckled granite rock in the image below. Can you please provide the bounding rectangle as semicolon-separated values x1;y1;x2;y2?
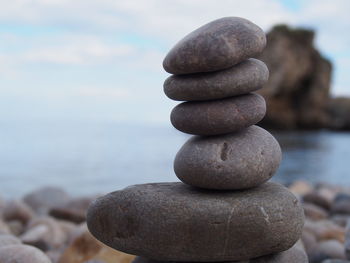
164;59;268;101
163;17;266;74
170;93;266;135
174;125;281;190
87;182;304;262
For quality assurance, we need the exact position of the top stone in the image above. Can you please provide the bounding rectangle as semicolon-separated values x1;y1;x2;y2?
163;17;266;75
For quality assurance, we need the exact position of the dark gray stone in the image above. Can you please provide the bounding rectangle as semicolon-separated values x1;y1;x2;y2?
163;17;266;74
49;196;95;223
174;126;281;190
309;240;346;263
345;220;350;260
132;244;308;263
332;193;350;214
170;93;266;135
87;182;304;262
303;191;332;210
164;59;268;101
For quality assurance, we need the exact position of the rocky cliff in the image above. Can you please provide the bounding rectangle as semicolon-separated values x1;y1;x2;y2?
258;25;334;130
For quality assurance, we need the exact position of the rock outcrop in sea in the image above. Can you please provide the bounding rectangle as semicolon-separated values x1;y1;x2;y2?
257;25;350;131
87;17;306;262
258;25;332;130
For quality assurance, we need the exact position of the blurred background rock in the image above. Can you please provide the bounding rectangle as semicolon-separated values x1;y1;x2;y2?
259;25;349;130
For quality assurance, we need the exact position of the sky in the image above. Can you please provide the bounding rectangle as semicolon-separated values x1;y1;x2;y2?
0;0;349;124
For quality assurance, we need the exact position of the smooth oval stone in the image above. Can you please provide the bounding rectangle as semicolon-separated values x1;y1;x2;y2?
163;17;266;74
0;234;22;248
174;125;281;190
0;244;52;263
132;245;308;263
164;59;268;101
87;182;304;262
171;93;266;135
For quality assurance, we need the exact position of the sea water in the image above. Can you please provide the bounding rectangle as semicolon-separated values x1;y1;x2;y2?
1;121;349;197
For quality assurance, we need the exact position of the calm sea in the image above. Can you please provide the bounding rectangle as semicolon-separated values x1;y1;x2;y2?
1;121;350;198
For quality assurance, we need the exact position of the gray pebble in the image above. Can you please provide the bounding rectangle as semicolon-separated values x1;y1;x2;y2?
345;220;350;259
332;193;350;214
174;125;281;190
0;244;52;263
163;17;266;74
170;93;266;135
310;240;346;262
164;59;268;101
23;186;70;215
87;182;304;262
0;234;22;248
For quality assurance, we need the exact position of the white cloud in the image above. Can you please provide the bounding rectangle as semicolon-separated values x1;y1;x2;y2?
0;0;350;105
290;0;350;96
23;36;135;65
0;0;293;40
76;86;131;99
0;0;295;75
112;0;293;39
295;0;350;52
0;54;21;78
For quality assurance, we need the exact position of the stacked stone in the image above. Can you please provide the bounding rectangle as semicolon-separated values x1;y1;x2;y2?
87;17;306;262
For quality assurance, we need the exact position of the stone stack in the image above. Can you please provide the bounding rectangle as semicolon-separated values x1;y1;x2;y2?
87;17;306;262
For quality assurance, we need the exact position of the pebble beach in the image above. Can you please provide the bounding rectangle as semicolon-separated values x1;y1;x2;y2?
0;181;350;263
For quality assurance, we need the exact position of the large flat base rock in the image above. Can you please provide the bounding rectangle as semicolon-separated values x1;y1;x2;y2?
87;182;304;262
